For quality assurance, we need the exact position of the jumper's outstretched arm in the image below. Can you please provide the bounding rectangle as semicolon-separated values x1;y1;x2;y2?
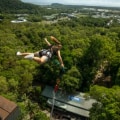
44;38;51;46
57;50;64;67
50;36;61;44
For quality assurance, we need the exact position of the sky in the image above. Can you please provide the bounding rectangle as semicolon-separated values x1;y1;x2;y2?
21;0;120;7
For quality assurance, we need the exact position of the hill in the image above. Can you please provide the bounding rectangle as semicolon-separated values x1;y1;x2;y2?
0;0;41;13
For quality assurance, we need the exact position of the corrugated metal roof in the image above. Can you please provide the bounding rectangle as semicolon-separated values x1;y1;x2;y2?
42;85;97;117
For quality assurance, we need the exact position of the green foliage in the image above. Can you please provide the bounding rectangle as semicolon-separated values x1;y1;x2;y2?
17;101;28;119
8;78;19;91
89;85;120;120
0;76;8;93
28;15;42;22
84;34;116;66
115;67;120;85
77;17;108;27
0;0;43;14
60;66;82;92
34;112;50;120
0;5;120;119
108;52;120;85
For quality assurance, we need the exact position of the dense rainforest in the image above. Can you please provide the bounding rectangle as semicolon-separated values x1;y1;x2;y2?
0;0;120;119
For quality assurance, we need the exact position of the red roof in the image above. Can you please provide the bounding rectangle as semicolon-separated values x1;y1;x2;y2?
0;96;18;119
0;108;9;120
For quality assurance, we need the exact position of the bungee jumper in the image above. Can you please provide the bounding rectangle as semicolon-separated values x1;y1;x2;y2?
16;36;64;68
16;36;66;120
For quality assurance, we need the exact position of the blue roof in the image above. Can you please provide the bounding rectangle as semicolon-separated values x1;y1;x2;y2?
42;85;96;117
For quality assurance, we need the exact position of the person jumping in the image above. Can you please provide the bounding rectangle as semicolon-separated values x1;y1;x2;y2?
16;36;64;68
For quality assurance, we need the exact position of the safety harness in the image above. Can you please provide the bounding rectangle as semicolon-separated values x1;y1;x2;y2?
39;45;58;59
39;49;52;58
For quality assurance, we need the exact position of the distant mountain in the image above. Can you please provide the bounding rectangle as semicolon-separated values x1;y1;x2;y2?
0;0;41;13
51;3;120;10
51;3;64;6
